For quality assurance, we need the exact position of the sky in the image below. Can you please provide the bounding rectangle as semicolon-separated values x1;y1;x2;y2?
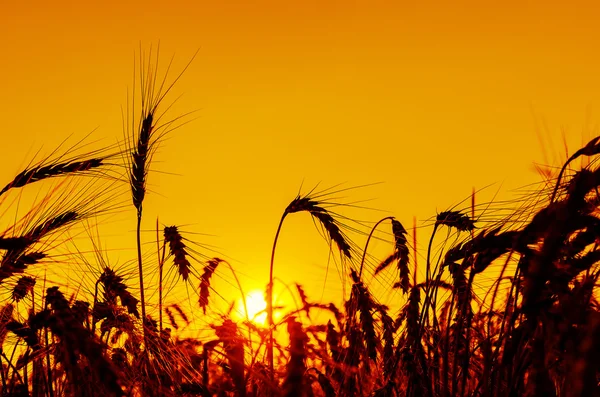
1;1;600;328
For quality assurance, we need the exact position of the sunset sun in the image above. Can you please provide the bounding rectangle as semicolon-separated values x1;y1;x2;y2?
240;290;268;325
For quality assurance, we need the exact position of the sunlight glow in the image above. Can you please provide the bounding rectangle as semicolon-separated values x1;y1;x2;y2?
240;290;268;325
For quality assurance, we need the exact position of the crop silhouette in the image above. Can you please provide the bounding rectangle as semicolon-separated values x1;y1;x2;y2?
0;50;598;397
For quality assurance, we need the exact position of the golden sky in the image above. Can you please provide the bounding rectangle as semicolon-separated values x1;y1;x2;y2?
2;1;600;325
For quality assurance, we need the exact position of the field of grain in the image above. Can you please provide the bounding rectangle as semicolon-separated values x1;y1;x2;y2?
0;51;598;397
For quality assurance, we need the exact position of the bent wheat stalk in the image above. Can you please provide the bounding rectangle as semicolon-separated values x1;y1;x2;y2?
267;192;353;385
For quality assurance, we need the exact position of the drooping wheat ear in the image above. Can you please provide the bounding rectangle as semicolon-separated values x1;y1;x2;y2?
348;270;377;362
199;258;221;314
401;284;431;397
0;252;45;283
284;196;353;259
163;226;192;281
12;276;36;302
283;316;308;397
551;135;600;203
435;210;475;232
392;219;411;293
268;192;355;380
99;267;140;318
373;219;411;293
0;158;104;197
469;228;519;275
420;209;475;333
376;304;395;379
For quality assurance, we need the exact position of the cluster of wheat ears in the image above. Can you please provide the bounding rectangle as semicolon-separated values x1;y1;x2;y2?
0;50;598;397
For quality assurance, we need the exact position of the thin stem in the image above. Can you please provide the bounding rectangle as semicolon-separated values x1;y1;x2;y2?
91;279;100;334
157;218;163;332
0;353;6;392
136;211;147;344
267;212;287;385
413;216;418;286
358;216;394;278
419;223;439;336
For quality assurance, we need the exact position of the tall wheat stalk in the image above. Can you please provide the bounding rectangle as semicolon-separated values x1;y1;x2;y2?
267;191;353;385
126;46;196;344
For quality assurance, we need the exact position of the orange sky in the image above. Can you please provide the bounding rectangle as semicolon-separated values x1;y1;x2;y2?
1;1;600;326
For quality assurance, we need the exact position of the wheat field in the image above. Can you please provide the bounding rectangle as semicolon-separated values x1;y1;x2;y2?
0;50;598;397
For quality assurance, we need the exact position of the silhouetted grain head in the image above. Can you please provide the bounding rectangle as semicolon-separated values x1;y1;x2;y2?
285;195;353;260
374;219;411;293
7;315;44;350
71;300;90;325
285;196;318;214
165;306;178;330
564;168;598;205
436;210;475;232
130;111;153;212
27;211;79;242
311;211;353;260
326;320;341;362
99;267;139;318
164;225;192;281
376;305;395;378
449;262;469;311
0;252;46;284
199;258;221;314
471;229;519;274
127;50;197;214
0;158;104;196
296;283;311;319
375;251;400;275
12;276;36;301
0;236;32;251
170;303;190;326
348;271;377;361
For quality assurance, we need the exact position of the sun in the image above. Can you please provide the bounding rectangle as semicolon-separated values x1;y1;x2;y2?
239;290;267;325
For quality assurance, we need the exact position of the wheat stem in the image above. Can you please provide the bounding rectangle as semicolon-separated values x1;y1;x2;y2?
267;212;287;387
136;211;147;345
358;216;394;278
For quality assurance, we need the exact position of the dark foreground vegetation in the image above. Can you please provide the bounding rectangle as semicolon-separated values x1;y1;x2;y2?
0;51;598;396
